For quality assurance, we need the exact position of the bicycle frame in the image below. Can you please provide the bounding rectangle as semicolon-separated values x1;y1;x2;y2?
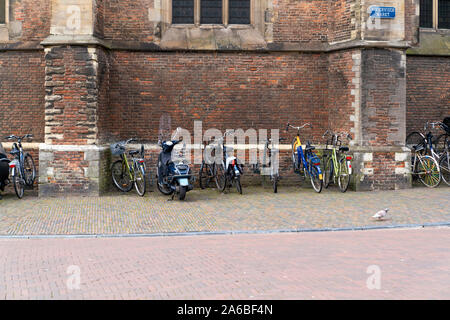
294;134;322;180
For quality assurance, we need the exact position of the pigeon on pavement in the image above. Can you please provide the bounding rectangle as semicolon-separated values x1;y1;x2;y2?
372;208;389;220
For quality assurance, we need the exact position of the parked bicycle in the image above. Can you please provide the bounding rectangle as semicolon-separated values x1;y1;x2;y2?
322;130;353;192
408;142;441;188
212;130;244;194
406;119;449;186
252;137;286;193
199;139;217;189
4;134;36;199
286;123;323;193
111;138;147;196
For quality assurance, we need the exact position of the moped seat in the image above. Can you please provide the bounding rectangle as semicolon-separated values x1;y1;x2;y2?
339;146;349;152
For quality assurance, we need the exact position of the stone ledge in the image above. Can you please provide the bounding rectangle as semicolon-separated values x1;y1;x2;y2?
406;30;450;56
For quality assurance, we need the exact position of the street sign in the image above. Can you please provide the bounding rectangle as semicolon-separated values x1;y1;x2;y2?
369;6;396;19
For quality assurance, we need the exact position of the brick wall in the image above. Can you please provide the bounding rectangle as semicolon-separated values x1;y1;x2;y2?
406;56;450;135
328;0;355;43
0;51;45;141
273;0;329;43
104;0;155;41
361;49;406;147
327;49;357;135
106;51;329;144
9;0;51;41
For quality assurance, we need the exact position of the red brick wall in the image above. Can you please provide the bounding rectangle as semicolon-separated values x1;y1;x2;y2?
327;49;356;136
104;0;155;41
105;51;329;144
361;49;406;147
0;51;45;141
273;0;329;43
406;55;450;135
328;0;355;43
11;0;51;42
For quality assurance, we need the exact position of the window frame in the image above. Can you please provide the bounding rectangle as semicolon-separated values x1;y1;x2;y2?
0;0;9;26
420;0;450;30
170;0;253;27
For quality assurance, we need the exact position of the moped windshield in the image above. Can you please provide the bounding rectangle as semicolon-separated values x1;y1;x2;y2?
0;142;6;157
171;143;190;165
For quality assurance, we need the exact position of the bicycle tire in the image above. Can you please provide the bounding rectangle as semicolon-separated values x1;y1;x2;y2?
134;163;146;196
417;155;441;188
199;162;213;189
272;175;278;193
12;168;24;199
433;134;449;156
309;162;323;193
291;137;300;172
214;163;227;192
406;132;426;155
439;153;450;186
338;157;350;193
23;153;36;187
111;160;133;192
236;176;242;194
323;156;333;188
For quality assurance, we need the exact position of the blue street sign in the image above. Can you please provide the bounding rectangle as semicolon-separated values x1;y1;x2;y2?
369;6;396;19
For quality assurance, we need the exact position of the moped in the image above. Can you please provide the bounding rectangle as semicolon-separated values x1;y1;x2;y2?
156;128;194;200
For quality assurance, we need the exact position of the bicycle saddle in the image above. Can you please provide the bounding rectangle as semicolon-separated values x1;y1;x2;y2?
129;150;140;156
339;146;349;152
305;145;315;152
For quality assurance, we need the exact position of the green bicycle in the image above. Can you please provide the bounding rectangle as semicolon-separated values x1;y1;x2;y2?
322;130;353;192
111;138;147;196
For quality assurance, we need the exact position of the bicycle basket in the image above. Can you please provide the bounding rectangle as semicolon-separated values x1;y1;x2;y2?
110;142;125;156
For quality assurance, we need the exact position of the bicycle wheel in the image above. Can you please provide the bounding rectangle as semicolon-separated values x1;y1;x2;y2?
111;160;133;192
406;132;426;154
134;163;146;196
323;156;333;188
235;176;242;194
12;167;24;199
23;153;36;187
308;163;323;193
337;158;350;193
439;153;450;186
199;162;213;189
417;156;441;188
291;137;300;172
214;163;227;192
433;134;449;156
272;174;278;193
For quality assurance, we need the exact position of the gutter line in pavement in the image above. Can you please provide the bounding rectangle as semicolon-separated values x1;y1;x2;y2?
0;222;449;240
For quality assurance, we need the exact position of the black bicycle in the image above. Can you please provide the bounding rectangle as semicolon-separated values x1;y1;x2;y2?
252;138;285;193
199;139;217;189
5;134;36;199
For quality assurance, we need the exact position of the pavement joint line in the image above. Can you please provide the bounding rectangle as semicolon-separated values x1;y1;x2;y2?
0;221;449;240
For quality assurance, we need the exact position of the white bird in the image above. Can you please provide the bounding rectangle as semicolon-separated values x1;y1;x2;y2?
372;208;389;220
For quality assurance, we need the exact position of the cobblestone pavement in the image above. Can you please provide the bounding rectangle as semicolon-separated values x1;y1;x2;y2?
0;186;449;235
0;228;449;299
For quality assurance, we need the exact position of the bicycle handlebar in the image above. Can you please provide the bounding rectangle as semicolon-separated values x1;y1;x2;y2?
286;123;311;132
4;134;33;141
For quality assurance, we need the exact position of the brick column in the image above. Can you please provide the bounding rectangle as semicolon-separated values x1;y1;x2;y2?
38;0;110;196
351;48;411;191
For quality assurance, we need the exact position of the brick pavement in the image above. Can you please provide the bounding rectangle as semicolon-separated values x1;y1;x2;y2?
0;228;448;299
0;186;449;235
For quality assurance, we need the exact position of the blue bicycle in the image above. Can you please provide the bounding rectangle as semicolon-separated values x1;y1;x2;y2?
286;123;323;193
